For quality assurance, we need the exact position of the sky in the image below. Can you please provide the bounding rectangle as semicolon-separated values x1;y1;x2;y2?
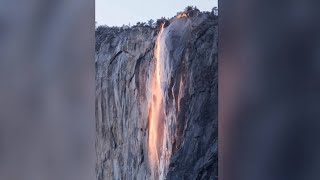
96;0;218;26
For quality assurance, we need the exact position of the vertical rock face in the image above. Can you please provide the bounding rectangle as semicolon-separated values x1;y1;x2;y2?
95;12;218;180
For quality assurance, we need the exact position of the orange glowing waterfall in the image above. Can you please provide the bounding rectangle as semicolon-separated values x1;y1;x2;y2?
149;24;165;174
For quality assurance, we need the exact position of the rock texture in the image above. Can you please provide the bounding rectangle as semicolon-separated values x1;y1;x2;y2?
95;11;218;180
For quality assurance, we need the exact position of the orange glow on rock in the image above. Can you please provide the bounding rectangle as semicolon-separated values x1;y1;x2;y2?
176;13;188;19
148;24;165;174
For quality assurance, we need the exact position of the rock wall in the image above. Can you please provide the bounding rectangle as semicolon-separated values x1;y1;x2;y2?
95;12;218;180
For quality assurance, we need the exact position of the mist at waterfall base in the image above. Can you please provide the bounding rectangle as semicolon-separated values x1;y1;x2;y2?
220;1;320;180
0;1;95;180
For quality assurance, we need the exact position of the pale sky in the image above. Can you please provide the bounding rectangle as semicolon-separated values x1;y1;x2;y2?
96;0;218;26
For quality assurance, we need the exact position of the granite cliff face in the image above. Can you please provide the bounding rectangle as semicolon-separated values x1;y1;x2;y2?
95;11;218;180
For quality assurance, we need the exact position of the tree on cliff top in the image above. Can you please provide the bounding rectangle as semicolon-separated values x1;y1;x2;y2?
212;7;218;16
148;19;155;27
184;6;193;12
